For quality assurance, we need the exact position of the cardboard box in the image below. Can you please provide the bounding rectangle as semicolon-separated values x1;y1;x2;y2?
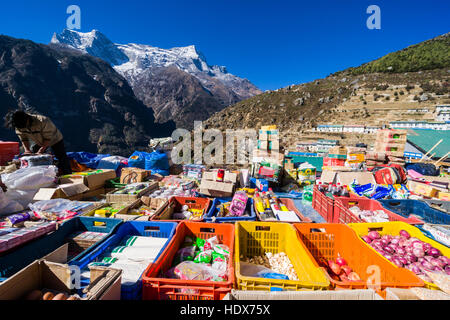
328;146;347;155
0;257;122;300
438;191;450;201
223;289;383;300
319;170;337;184
120;167;151;184
61;170;116;190
199;170;237;197
407;180;438;198
252;149;285;164
335;172;376;186
33;182;90;201
106;182;158;204
385;288;420;300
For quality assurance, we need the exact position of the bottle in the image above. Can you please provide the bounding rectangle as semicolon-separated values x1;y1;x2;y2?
317;182;326;193
340;185;350;197
335;183;342;196
332;184;340;197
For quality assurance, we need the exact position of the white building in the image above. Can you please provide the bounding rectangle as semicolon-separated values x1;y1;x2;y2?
436;105;450;113
436;111;450;122
316;125;343;133
343;125;365;133
364;126;380;134
390;121;449;130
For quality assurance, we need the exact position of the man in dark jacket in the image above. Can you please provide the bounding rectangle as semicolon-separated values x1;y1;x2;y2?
4;110;72;175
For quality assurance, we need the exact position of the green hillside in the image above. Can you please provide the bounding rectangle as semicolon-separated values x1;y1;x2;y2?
341;33;450;75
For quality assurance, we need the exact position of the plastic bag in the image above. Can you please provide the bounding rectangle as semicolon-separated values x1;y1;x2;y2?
1;166;57;191
128;151;146;169
0;189;23;216
173;246;197;265
172;261;227;282
239;262;289;280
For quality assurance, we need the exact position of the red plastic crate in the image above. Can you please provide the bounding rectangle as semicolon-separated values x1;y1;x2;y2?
279;198;313;222
312;185;334;222
334;198;424;225
142;221;235;300
0;142;19;166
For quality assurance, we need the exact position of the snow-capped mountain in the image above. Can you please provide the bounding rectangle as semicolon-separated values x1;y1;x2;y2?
51;29;261;128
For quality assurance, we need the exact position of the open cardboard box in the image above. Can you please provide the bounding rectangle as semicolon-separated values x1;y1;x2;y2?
61;170;116;190
0;244;122;300
33;182;90;201
199;170;237;198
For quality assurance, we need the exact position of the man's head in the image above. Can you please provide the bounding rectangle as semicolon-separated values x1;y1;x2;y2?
4;110;32;129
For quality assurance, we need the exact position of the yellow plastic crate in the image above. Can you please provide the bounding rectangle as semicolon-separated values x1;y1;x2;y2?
235;221;330;291
348;221;450;290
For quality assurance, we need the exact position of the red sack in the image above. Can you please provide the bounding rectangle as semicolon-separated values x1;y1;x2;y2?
373;167;399;185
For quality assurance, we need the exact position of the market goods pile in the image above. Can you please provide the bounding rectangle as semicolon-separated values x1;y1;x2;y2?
362;229;449;283
241;252;299;280
165;236;230;282
24;290;80;301
320;255;361;282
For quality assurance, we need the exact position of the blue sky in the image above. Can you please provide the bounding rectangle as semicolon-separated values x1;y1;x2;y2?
0;0;449;91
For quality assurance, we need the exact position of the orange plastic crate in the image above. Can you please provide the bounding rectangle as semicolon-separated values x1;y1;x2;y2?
293;223;424;290
142;221;235;300
334;198;424;225
151;196;211;222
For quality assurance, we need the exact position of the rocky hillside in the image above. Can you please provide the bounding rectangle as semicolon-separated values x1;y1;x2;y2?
0;35;175;155
204;33;450;148
51;29;262;129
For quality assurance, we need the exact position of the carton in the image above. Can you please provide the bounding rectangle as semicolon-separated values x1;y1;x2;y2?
33;182;90;201
335;172;376;186
61;170;117;190
0;252;122;300
199;170;237;197
328;146;347;155
407;180;438;198
438;191;450;201
120;167;151;184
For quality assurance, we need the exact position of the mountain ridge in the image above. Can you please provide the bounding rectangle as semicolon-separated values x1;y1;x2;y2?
51;29;262;129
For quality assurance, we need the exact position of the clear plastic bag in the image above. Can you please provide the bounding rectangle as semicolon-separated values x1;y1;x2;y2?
172;261;227;282
1;166;57;190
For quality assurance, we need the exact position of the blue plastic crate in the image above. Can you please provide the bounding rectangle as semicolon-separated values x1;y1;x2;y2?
422;200;450;214
415;225;450;247
70;221;177;300
0;216;122;279
204;198;256;222
379;199;450;225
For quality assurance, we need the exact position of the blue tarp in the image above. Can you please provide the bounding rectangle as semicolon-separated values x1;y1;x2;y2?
67;152;111;169
128;151;170;176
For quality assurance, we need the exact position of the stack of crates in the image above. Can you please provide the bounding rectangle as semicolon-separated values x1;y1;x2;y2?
0;142;19;166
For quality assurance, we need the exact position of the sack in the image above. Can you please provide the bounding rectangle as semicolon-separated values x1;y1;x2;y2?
371;164;407;184
1;166;57;190
145;151;169;172
128;151;146;169
373;167;401;185
405;163;440;177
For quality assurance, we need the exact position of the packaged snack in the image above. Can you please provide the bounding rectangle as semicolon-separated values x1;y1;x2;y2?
213;244;230;258
182;236;196;248
228;191;248;217
194;250;213;264
173;246;197;265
